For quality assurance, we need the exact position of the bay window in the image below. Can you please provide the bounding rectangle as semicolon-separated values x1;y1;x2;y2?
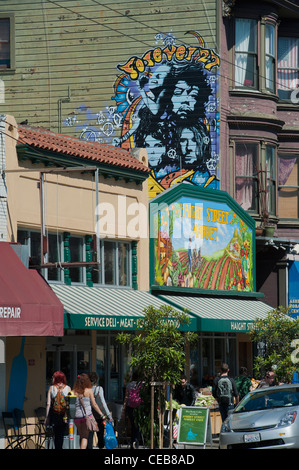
235;142;277;218
278;155;299;219
278;37;299;100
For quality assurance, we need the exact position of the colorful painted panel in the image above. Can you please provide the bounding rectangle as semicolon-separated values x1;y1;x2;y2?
65;32;220;198
153;196;254;292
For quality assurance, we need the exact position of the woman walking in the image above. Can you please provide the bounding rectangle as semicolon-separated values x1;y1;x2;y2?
72;373;105;449
45;371;71;449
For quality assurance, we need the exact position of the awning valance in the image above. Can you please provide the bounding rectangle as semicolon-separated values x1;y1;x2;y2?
157;294;272;333
0;243;64;336
49;284;198;331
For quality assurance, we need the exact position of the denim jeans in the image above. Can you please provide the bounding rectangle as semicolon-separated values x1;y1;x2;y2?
219;402;234;422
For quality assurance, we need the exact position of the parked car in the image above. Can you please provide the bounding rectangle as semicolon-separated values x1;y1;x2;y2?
220;384;299;449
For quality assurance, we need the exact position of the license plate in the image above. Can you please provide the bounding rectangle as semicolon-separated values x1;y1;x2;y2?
244;433;261;443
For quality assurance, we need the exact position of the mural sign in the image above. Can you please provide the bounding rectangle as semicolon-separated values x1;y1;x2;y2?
64;32;220;198
150;186;254;293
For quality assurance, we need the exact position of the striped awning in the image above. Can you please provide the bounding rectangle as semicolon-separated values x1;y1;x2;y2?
49;284;198;331
157;294;273;333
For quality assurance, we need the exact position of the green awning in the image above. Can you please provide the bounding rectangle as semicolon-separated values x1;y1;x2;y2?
49;284;198;331
157;294;273;333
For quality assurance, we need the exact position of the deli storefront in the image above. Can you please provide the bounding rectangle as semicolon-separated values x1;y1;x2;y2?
47;285;198;402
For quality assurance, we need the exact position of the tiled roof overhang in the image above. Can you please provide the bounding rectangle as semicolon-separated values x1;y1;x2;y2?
16;125;150;183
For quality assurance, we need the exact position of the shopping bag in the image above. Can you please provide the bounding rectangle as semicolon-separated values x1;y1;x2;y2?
104;421;118;449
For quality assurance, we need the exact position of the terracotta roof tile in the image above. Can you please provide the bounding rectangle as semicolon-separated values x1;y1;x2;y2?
17;125;149;175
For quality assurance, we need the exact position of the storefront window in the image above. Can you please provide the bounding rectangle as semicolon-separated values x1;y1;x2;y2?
110;335;120;401
96;332;129;401
194;334;237;387
96;335;106;388
46;336;91;393
202;337;213;386
214;337;225;374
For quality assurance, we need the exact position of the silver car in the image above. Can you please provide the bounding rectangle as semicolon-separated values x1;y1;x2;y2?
220;384;299;449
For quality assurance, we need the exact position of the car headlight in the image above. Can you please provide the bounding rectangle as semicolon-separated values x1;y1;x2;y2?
221;417;232;433
278;411;297;427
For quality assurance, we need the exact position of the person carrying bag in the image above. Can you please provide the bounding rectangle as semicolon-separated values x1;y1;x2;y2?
72;374;105;449
79;396;99;432
88;372;113;449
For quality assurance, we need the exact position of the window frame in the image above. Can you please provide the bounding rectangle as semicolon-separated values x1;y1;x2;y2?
17;229;132;287
278;153;299;221
265;22;276;93
277;35;299;102
234;17;259;90
234;140;277;220
0;14;15;72
92;239;132;288
233;15;277;95
235;141;259;212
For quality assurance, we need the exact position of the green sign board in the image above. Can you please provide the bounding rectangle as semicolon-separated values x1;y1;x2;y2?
64;312;198;331
177;407;211;446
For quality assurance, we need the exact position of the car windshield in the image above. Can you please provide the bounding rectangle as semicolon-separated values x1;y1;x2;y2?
234;387;299;413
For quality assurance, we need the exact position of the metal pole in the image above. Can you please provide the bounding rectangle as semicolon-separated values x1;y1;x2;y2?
39;172;45;266
151;382;154;449
95;169;100;264
169;386;173;449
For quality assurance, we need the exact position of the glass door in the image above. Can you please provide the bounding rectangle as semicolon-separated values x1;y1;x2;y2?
46;339;91;394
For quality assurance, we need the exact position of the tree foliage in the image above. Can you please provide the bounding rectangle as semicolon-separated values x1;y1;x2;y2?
249;306;299;383
117;304;197;385
117;304;197;446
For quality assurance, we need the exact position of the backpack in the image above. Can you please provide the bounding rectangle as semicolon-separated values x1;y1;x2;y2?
216;376;233;405
52;385;67;415
128;382;142;408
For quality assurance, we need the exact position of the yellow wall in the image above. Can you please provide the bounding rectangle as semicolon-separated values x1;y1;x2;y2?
5;115;149;290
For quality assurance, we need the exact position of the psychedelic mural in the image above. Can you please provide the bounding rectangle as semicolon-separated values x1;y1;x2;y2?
151;195;254;292
64;32;220;198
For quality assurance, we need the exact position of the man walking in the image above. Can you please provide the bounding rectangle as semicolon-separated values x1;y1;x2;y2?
174;374;196;406
212;363;239;422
